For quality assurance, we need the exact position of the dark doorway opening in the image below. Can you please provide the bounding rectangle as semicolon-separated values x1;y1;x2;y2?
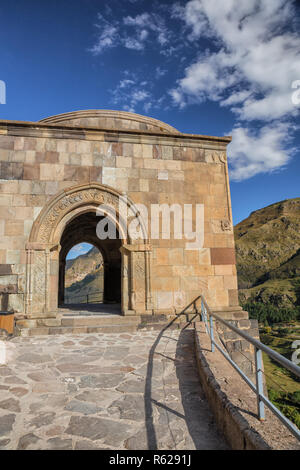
58;212;121;309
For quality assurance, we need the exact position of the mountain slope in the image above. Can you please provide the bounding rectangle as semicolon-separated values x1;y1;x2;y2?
234;198;300;308
65;246;104;302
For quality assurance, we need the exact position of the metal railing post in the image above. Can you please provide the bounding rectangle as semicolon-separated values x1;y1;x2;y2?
209;315;215;352
255;347;265;421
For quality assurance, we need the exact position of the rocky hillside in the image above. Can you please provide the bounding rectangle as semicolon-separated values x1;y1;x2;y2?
65;246;104;302
234;198;300;308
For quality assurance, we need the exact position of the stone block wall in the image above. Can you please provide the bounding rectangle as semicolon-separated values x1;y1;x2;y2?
0;110;239;319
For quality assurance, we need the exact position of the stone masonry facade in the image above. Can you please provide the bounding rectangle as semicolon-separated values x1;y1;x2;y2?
0;110;241;327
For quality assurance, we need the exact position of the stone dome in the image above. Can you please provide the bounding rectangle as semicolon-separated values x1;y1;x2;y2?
39;109;180;134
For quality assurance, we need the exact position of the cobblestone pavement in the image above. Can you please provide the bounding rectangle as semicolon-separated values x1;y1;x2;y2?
0;328;228;450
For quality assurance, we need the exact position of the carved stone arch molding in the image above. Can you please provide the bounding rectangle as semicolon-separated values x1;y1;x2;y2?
25;183;152;318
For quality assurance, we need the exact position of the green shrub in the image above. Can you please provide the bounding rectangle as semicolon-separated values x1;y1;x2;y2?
242;301;300;324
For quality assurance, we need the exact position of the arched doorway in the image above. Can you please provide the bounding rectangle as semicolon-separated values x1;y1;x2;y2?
58;212;121;307
64;243;104;305
26;183;152;318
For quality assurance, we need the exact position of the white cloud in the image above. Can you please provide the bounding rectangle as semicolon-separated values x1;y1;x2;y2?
171;0;300;122
90;11;171;55
89;14;119;54
169;0;300;180
111;74;151;113
228;123;293;181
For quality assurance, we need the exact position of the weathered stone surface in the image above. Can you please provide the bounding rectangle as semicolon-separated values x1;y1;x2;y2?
75;389;121;408
28;412;56;429
74;440;106;450
9;387;28;397
0;398;21;413
16;353;52;363
47;437;73;450
64;399;102;415
0;438;10;448
109;395;145;421
17;433;41;450
78;374;125;389
0;330;229;450
65;416;132;446
0;414;15;436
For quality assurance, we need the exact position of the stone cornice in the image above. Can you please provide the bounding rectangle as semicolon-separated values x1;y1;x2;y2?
0;119;232;147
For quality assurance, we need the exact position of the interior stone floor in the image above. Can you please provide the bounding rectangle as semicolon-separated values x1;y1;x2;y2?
0;328;228;450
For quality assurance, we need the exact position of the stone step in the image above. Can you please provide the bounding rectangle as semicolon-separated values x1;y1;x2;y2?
15;317;195;337
15;323;140;337
61;315;141;327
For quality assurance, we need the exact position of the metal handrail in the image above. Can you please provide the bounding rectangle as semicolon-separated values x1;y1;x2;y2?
194;295;300;441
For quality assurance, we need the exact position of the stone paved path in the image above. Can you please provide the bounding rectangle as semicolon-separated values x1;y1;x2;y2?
0;328;228;450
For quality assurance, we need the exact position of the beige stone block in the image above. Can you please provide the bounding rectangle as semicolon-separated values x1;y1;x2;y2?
5;220;24;236
198;248;211;265
193;265;214;276
142;144;153;159
154;265;174;277
132;144;142;158
25;151;35;163
215;289;229;307
169;248;184;265
81;154;93;166
153;276;180;291
0;149;11;161
144;159;160;170
157;291;173;309
208;276;224;290
59;153;70;164
0;194;13;206
155;247;169;265
214;265;233;275
184;250;201;265
116;156;132;168
24;219;34;237
40;163;64;180
161;146;173;160
181;276;204;292
57;140;68;152
0;181;19;194
12;194;26;207
15;207;34;219
123;143;133;156
172;265;193;276
0;206;15;219
45;181;59;195
6;250;21;264
0;249;6;263
223;275;238;290
139;179;149;192
115;178;128;192
34;207;43;220
174;291;186;309
133;158;143;169
164;160;181;170
69;153;81;165
10;151;25;163
35;138;46;152
18;181;32;194
14;137;24;151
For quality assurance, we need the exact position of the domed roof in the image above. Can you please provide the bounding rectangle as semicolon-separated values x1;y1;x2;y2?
39;109;179;134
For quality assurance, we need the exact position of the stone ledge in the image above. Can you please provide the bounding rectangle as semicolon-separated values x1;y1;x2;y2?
194;323;300;450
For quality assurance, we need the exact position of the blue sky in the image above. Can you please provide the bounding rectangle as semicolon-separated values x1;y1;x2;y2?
67;243;94;260
0;0;299;228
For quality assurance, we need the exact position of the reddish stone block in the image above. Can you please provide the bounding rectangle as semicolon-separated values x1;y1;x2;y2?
211;248;236;265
